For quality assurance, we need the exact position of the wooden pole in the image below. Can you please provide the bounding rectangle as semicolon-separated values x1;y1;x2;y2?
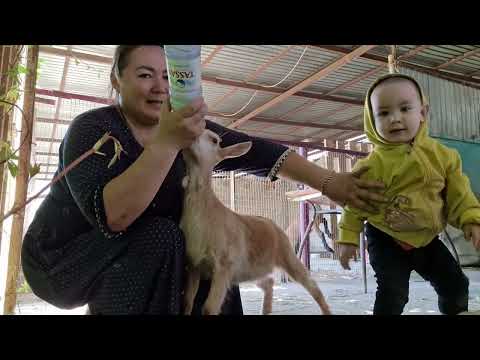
2;45;38;315
388;45;399;74
0;45;20;248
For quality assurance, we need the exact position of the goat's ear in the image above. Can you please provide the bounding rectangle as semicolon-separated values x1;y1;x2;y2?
219;141;252;160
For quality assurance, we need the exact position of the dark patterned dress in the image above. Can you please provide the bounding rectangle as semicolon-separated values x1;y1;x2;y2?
21;105;292;314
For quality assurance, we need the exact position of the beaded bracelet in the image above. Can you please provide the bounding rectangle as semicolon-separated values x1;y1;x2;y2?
268;148;295;181
319;172;335;195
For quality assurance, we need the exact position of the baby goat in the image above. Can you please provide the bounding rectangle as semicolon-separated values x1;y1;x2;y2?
180;130;331;315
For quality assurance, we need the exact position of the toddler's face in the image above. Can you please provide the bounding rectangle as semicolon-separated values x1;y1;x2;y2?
370;79;427;143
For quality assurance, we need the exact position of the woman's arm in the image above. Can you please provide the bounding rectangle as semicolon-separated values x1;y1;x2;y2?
278;152;386;213
104;100;207;231
63;112;181;235
207;120;288;178
103;142;179;231
63;101;206;235
207;120;387;213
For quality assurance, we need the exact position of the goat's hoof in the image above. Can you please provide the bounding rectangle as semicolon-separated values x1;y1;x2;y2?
202;306;218;316
202;308;211;315
322;308;332;315
184;305;193;315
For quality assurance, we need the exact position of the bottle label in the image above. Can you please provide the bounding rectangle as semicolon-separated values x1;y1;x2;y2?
165;47;203;111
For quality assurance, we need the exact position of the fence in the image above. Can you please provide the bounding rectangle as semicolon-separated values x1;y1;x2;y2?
211;140;374;281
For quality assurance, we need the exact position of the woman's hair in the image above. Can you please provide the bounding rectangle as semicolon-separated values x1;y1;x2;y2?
109;45;164;100
111;45;164;79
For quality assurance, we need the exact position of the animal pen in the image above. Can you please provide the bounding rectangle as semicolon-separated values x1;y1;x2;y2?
1;45;480;314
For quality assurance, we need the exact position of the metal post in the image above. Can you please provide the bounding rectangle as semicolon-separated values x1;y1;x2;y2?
297;215;315;261
229;171;235;212
360;229;367;294
298;147;310;269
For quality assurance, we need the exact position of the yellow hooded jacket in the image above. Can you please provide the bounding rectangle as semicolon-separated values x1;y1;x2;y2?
338;74;480;248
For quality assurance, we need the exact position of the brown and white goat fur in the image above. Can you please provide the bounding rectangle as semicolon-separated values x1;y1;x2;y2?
180;130;331;315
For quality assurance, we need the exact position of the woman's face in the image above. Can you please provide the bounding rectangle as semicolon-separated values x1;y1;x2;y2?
113;46;169;126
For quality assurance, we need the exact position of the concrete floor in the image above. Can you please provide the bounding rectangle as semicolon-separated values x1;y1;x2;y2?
14;267;480;315
240;268;480;315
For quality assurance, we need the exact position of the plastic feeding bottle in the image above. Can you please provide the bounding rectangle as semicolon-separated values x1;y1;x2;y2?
164;45;203;111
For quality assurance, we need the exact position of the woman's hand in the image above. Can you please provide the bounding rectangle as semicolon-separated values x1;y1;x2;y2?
153;97;207;151
277;152;387;214
324;167;387;213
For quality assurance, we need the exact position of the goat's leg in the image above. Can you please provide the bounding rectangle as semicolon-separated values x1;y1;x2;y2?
184;268;201;315
257;276;274;315
202;270;230;315
277;238;331;315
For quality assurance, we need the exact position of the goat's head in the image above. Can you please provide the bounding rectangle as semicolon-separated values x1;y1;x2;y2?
183;130;252;171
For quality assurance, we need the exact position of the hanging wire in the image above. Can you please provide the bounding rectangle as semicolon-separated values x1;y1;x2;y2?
211;46;308;117
253;45;309;88
214;90;259;117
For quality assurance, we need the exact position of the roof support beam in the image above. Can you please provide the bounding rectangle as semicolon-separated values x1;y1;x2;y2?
313;45;480;89
201;45;224;67
435;48;480;70
228;45;376;129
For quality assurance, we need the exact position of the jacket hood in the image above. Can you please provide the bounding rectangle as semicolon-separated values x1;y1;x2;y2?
364;73;428;149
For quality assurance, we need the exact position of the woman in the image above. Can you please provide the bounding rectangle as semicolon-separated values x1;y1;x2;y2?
21;45;386;314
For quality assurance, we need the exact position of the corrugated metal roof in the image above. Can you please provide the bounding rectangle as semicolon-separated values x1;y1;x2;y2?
31;44;480;179
286;100;361;124
287;127;318;138
71;45;117;58
370;45;480;77
204;45;339;91
210;88;277;115
402;67;480;143
241;129;300;141
260;97;316;118
306;58;380;92
37;53;66;89
63;59;112;98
